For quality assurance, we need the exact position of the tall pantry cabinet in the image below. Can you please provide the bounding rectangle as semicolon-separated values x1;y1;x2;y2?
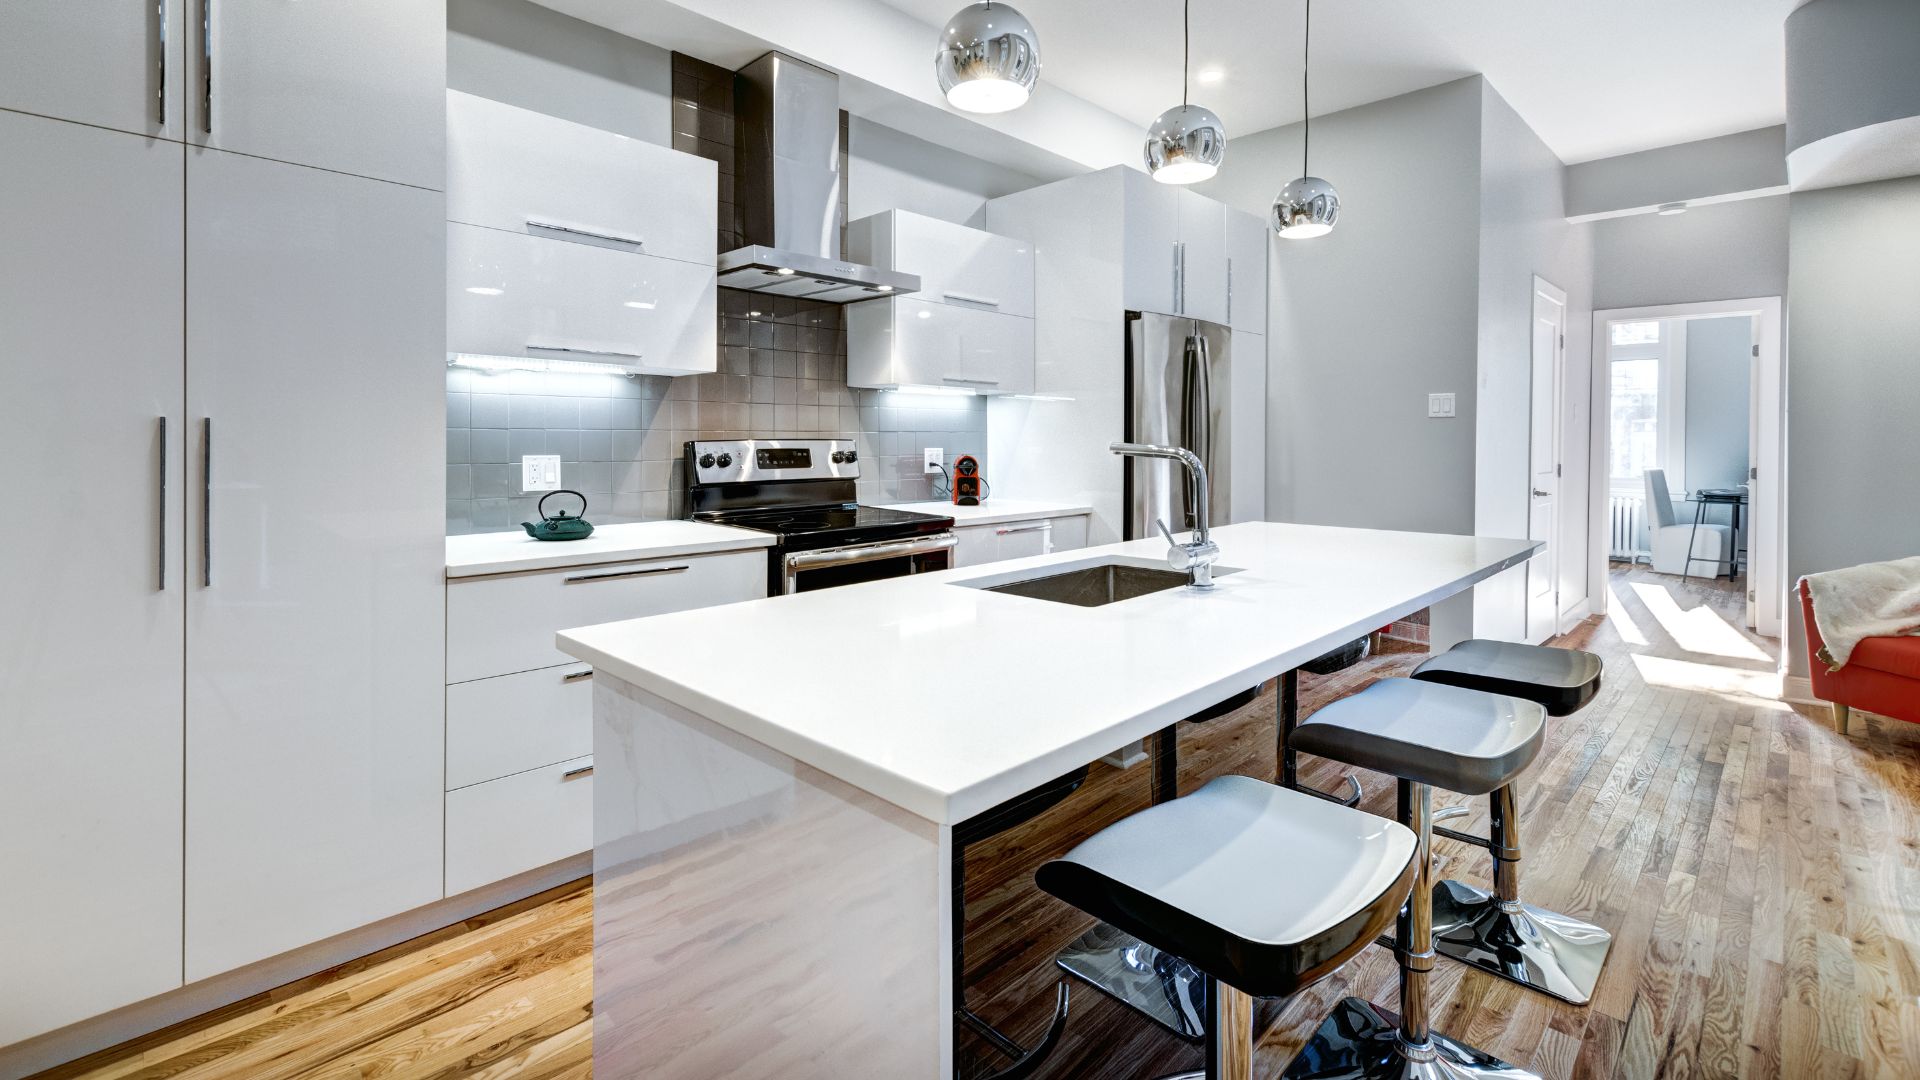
0;2;445;1045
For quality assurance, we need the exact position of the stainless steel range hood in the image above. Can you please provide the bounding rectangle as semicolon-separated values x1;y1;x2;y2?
720;53;919;304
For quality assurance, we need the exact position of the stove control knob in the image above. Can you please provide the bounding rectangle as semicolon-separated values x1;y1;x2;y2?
844;449;858;463
699;453;716;469
830;451;846;464
716;453;733;468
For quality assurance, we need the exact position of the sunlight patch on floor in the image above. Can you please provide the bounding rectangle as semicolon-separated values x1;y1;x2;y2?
1630;581;1771;662
1631;652;1786;708
1605;583;1651;646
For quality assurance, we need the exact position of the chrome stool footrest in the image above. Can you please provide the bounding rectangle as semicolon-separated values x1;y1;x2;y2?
1430;879;1612;1005
1284;997;1538;1080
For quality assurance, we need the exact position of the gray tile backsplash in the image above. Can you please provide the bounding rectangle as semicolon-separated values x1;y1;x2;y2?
445;292;987;534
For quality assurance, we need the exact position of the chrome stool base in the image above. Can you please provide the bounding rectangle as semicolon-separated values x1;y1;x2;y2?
1282;997;1538;1080
1055;922;1207;1039
1430;880;1612;1005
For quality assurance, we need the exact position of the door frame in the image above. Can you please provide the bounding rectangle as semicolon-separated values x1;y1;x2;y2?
1587;296;1786;638
1528;276;1568;644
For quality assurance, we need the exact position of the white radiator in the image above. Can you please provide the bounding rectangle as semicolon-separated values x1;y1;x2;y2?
1609;494;1647;561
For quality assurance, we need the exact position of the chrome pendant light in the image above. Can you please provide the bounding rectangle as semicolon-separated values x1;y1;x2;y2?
1145;0;1225;184
1272;0;1339;238
936;2;1041;114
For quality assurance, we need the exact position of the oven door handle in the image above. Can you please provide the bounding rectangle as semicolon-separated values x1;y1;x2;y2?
782;532;957;593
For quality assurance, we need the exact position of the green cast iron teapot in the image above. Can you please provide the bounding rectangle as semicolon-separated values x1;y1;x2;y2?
522;490;595;542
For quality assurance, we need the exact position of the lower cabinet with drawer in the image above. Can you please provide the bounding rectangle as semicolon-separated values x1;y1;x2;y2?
950;513;1092;568
443;548;766;894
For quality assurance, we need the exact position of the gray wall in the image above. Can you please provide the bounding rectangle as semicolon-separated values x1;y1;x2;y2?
1591;195;1789;310
1565;127;1787;219
1683;316;1753;493
1474;82;1596;638
1785;0;1920;153
447;0;674;145
1198;77;1486;538
1785;175;1920;673
847;117;1042;227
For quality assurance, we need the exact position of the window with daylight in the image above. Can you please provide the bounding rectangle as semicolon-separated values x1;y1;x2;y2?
1607;319;1685;494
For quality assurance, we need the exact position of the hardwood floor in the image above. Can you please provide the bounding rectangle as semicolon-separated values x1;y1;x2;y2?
40;565;1920;1079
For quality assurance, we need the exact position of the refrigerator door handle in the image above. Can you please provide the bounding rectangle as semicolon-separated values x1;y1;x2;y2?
1180;333;1204;531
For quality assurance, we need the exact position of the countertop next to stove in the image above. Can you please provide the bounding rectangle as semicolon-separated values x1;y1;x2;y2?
445;520;774;579
877;499;1093;526
558;521;1538;825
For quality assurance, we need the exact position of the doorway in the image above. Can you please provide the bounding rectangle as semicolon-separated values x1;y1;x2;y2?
1586;297;1786;638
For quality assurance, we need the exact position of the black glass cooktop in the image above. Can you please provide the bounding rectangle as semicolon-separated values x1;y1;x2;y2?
696;503;953;551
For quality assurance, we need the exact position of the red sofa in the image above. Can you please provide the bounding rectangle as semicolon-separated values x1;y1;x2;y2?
1800;579;1920;732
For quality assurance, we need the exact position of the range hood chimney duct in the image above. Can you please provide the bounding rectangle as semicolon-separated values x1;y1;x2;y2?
719;53;920;304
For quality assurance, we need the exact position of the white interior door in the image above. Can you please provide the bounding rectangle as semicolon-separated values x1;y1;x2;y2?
185;149;446;981
1527;278;1567;644
0;113;187;1044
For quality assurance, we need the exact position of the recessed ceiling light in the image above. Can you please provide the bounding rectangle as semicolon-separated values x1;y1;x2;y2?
1196;69;1224;84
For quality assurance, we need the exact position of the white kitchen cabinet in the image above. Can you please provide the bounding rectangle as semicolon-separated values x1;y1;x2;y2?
446;756;595;896
447;90;715;267
1226;208;1269;335
847;296;1036;395
0;0;186;139
1176;191;1229;324
1230;332;1268;523
447;223;717;377
447;550;764;684
185;0;444;189
184;149;447;982
1119;171;1237;323
447;665;596;790
846;210;1034;319
0;113;187;1046
948;512;1093;568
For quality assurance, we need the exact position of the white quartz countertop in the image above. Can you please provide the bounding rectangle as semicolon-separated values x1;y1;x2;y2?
558;521;1537;824
446;520;773;578
879;499;1094;526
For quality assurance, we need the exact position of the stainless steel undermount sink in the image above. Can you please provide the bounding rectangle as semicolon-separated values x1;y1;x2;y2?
958;557;1222;607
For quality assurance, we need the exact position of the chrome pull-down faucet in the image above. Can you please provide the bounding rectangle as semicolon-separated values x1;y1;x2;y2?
1110;441;1220;588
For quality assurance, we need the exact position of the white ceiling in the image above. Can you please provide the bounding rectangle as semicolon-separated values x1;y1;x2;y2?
883;0;1806;163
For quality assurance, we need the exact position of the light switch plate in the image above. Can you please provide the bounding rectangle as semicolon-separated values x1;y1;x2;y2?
1427;393;1457;419
522;455;562;492
923;447;944;474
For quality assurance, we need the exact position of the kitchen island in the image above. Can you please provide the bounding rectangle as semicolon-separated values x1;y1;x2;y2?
557;521;1536;1078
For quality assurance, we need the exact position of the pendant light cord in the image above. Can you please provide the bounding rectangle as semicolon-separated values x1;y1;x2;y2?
1182;0;1191;107
1302;0;1311;177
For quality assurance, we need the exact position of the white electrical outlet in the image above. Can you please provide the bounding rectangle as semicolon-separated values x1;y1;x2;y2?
923;447;944;474
522;454;562;492
1427;393;1457;419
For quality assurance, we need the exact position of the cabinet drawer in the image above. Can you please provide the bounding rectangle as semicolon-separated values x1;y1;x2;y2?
447;91;715;267
445;756;593;896
447;550;764;683
447;664;594;790
447;223;716;377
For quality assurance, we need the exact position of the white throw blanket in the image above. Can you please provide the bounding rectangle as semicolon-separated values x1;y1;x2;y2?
1803;555;1920;671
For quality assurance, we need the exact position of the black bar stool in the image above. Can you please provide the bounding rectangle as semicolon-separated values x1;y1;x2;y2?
1283;678;1545;1080
1038;774;1419;1080
1409;639;1611;1005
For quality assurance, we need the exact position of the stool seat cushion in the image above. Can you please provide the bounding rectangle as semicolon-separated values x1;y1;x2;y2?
1036;775;1415;998
1290;678;1545;795
1412;639;1602;716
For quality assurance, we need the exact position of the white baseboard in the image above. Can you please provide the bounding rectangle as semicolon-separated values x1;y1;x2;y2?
1781;674;1820;706
1557;597;1593;636
0;854;591;1080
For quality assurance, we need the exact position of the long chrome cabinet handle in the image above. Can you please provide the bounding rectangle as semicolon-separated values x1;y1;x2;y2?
200;0;212;133
526;345;644;361
563;669;594;682
941;291;1001;308
201;418;211;586
526;219;645;248
156;0;168;126
562;764;595;781
1171;241;1181;315
995;522;1052;536
941;376;1000;386
564;565;689;585
157;417;168;590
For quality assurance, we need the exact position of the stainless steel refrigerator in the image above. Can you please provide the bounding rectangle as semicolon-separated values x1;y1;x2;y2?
1124;311;1234;540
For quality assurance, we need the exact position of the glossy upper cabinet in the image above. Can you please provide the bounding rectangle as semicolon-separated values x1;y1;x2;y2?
1226;207;1269;335
447;224;717;377
1175;191;1228;324
185;0;444;189
847;296;1036;395
184;149;446;981
847;210;1034;318
447;90;715;267
1119;172;1236;323
0;112;187;1047
0;0;187;139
